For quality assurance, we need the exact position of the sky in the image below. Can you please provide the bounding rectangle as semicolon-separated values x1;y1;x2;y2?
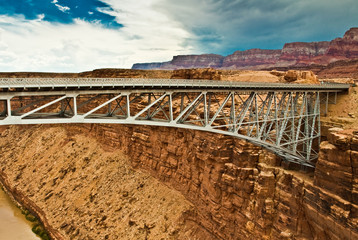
0;0;357;72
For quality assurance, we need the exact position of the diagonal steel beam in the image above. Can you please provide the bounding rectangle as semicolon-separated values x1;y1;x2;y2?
208;93;232;126
21;95;67;119
133;93;167;119
175;93;203;123
236;92;255;132
83;94;122;118
306;93;320;160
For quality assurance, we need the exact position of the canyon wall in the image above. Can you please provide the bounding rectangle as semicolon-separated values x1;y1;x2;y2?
88;124;358;240
132;54;224;70
222;49;281;69
1;122;356;239
132;27;358;77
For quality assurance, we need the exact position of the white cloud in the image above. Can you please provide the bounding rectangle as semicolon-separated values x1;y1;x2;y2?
156;0;358;54
55;3;70;13
0;0;194;72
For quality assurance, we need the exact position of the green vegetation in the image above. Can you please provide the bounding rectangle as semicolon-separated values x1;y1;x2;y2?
32;224;50;240
21;208;51;240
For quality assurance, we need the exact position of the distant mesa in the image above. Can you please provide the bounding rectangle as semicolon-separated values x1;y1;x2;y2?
132;27;358;72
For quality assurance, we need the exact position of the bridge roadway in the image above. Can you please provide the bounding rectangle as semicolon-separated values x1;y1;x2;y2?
0;78;351;92
0;78;351;167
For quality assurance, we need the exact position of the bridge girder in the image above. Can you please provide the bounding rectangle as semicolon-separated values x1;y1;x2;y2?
0;89;323;167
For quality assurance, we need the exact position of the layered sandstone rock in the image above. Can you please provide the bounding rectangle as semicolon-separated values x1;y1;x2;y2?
315;128;358;203
0;126;197;240
327;28;358;59
281;70;318;83
1;123;356;240
88;124;358;240
133;54;224;70
316;59;358;79
222;49;281;69
132;27;358;78
170;68;222;80
170;54;224;69
278;41;330;65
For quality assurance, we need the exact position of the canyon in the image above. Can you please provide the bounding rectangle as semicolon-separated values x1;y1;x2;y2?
0;69;357;239
132;28;358;79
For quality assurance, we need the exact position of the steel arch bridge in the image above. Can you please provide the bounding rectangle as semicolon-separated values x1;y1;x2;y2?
0;78;350;167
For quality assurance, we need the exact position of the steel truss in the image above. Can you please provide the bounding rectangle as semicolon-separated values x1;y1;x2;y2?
0;89;325;167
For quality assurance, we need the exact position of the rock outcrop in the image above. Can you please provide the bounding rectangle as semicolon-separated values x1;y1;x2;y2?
170;68;222;80
278;41;330;65
222;49;281;69
281;70;318;83
327;27;358;59
133;54;224;70
0;123;357;240
131;62;170;70
132;27;358;78
316;59;358;79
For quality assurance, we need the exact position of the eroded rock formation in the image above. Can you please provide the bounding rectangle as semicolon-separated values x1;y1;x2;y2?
222;49;281;69
278;41;331;66
0;123;357;240
132;27;358;78
0;126;196;240
133;54;224;70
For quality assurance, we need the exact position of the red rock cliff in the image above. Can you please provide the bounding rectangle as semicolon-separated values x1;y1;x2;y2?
326;27;358;59
89;124;358;239
222;49;281;69
133;54;224;70
278;41;330;65
132;27;358;75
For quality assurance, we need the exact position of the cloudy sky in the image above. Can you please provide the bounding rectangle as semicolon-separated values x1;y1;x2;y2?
0;0;357;72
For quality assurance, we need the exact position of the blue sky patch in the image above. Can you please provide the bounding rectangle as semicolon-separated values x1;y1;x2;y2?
0;0;122;28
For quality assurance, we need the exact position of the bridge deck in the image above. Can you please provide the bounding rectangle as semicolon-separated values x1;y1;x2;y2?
0;78;351;92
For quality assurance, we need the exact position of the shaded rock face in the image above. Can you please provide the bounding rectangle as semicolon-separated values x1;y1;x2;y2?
170;54;224;69
278;41;330;64
133;54;224;70
132;27;358;77
131;62;170;70
316;59;358;79
222;49;282;68
170;68;222;80
327;28;358;59
1;123;355;240
315;128;358;203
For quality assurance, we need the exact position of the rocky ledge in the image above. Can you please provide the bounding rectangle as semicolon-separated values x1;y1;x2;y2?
0;123;357;240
